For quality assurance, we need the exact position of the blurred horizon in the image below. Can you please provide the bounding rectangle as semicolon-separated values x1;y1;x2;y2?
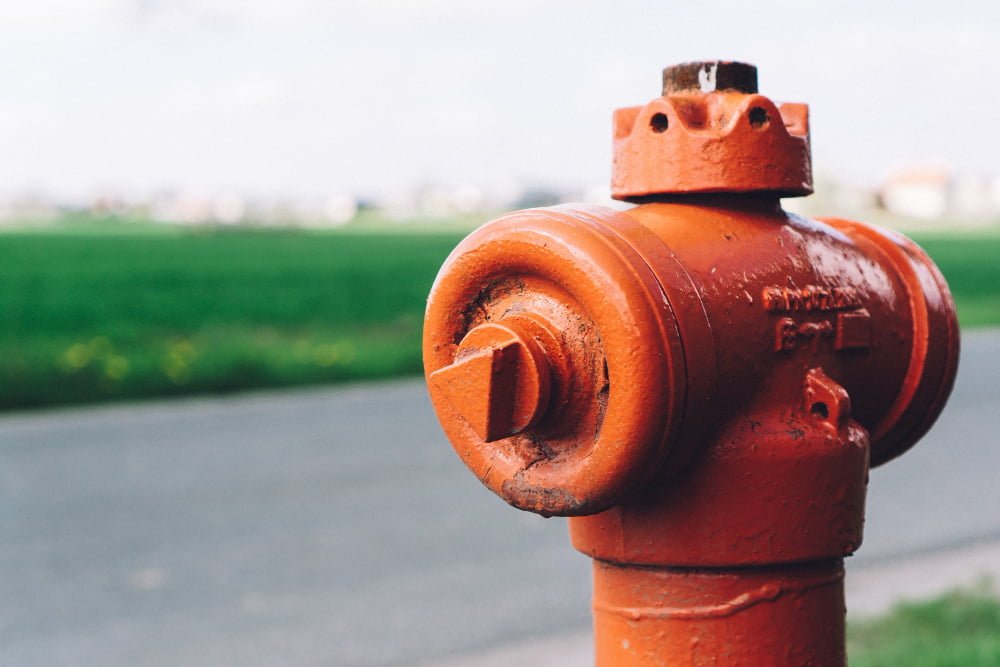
0;0;998;208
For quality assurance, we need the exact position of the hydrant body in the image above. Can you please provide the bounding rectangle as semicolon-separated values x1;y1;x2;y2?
423;62;959;665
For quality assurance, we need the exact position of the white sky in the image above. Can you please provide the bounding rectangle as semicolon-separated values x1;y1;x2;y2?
0;0;996;200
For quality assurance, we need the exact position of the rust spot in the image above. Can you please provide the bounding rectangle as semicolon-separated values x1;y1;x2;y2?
502;475;586;517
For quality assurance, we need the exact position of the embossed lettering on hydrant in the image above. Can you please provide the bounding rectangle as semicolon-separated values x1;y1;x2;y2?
762;285;862;313
765;285;869;353
775;318;833;352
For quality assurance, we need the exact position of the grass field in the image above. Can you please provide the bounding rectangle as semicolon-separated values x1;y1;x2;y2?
849;585;1000;666
909;230;1000;328
1;218;997;409
0;219;464;409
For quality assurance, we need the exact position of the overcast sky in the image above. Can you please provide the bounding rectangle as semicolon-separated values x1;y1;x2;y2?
0;0;996;200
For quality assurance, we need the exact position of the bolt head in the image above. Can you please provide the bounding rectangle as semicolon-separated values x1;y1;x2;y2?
429;322;550;442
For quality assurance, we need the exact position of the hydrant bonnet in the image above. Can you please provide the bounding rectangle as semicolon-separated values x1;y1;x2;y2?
612;61;813;200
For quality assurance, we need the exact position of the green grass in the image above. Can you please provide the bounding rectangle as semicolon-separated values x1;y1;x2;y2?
908;231;1000;328
0;218;997;410
849;586;1000;666
0;220;464;409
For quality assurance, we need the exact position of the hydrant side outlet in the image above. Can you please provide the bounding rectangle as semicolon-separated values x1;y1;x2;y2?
422;61;960;665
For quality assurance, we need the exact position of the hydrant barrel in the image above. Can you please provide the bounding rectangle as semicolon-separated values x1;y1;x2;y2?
422;61;959;665
592;559;847;665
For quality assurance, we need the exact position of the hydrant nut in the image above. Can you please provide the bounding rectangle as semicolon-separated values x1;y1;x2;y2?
429;321;549;442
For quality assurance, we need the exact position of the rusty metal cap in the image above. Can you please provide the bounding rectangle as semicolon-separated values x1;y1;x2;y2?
612;61;813;201
423;205;689;517
662;61;758;95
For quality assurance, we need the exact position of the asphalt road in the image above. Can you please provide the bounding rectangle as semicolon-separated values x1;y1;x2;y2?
1;331;998;667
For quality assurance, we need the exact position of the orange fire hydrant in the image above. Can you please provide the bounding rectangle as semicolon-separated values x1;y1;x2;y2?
423;61;959;665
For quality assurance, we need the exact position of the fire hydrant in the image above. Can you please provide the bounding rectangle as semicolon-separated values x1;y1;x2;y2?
423;61;959;665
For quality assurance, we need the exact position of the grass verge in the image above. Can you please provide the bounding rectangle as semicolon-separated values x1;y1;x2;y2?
908;230;1000;327
0;222;464;409
849;585;1000;666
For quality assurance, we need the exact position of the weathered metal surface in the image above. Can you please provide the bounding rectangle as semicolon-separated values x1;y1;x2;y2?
613;60;812;200
422;62;960;665
662;60;759;95
593;560;846;665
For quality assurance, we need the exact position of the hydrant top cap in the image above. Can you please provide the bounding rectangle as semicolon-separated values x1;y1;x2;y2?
662;61;758;95
611;60;813;200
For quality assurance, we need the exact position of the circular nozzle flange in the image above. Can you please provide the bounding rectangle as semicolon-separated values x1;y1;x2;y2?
821;218;961;466
423;205;688;516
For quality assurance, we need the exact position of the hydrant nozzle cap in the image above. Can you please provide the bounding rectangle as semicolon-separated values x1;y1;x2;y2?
423;205;688;517
662;61;758;95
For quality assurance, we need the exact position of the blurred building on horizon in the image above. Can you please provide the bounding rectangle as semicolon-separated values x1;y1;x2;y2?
1;163;999;231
